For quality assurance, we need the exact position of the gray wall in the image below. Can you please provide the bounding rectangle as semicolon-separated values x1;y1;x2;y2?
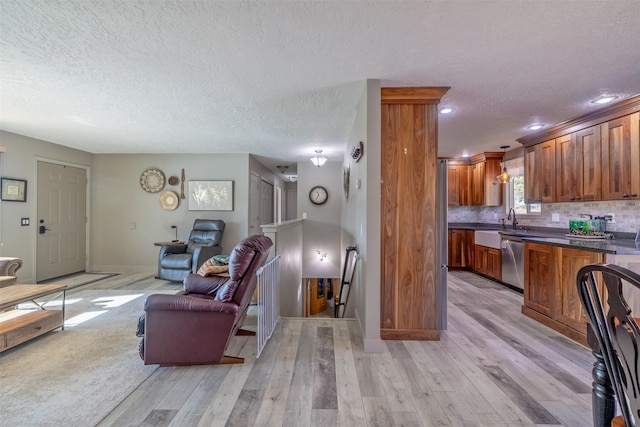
297;160;342;279
91;153;252;271
340;80;384;352
0;131;94;283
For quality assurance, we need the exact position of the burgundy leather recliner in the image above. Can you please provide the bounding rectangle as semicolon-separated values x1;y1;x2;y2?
140;235;273;365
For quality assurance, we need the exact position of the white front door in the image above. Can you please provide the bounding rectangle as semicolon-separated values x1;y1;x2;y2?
36;161;87;281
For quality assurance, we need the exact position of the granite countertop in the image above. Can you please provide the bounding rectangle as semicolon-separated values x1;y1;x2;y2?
449;222;640;255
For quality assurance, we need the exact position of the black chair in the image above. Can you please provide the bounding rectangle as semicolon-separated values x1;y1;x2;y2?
157;219;225;282
577;263;640;427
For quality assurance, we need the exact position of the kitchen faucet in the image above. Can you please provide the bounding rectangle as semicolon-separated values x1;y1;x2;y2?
507;208;519;230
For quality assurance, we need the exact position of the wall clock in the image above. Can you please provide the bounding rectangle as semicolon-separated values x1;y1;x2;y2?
309;185;328;205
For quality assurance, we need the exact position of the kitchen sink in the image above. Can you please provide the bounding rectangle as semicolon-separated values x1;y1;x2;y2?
474;230;502;249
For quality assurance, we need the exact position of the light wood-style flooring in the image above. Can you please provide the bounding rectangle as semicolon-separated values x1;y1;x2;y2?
94;271;593;427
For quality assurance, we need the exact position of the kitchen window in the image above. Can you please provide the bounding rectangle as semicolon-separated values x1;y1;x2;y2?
504;157;540;215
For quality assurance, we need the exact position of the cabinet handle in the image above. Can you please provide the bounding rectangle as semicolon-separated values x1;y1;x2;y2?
623;194;629;198
575;196;581;200
632;193;637;198
570;197;575;201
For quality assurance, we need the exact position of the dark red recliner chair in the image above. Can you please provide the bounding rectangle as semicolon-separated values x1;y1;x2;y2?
140;235;273;365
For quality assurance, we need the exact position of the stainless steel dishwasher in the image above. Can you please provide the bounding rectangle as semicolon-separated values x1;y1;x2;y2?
501;234;524;290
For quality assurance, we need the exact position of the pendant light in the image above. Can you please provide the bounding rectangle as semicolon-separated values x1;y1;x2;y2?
497;145;510;184
310;149;327;167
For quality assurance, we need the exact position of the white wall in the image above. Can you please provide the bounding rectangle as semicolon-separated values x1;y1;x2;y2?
0;131;94;283
91;153;251;271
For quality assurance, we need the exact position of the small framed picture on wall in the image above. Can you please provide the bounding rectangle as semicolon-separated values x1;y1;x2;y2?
1;177;27;202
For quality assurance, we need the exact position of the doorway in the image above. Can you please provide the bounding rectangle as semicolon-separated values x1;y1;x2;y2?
36;161;87;281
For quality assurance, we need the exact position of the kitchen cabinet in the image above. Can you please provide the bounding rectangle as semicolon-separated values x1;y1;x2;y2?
602;112;640;200
470;154;503;206
555;127;602;202
380;86;448;341
448;229;474;269
523;242;604;344
524;139;556;203
447;164;470;206
473;244;501;281
555;248;603;332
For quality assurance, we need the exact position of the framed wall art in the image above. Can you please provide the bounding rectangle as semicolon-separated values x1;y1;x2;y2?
188;180;233;211
1;178;27;202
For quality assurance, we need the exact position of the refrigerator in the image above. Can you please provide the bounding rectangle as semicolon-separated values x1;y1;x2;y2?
437;159;448;330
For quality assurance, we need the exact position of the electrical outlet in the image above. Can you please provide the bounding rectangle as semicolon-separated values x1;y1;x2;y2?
552;213;560;222
607;213;615;223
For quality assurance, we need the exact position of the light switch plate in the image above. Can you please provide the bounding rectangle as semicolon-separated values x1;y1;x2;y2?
21;218;29;226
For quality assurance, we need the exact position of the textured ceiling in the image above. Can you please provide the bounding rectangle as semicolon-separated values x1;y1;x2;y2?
2;1;640;173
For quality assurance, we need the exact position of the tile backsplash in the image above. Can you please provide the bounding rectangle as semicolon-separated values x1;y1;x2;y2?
449;200;640;234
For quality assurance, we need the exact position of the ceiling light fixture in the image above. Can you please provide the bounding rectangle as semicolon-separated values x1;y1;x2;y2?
496;145;510;184
310;149;327;167
439;107;454;114
591;95;619;105
276;165;289;174
527;124;544;131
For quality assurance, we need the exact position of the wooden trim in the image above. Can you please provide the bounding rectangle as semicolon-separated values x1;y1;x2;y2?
521;305;587;346
517;94;640;147
381;87;450;104
380;328;440;340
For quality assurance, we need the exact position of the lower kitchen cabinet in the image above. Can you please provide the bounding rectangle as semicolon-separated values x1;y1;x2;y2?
448;229;474;269
473;244;501;281
523;242;603;344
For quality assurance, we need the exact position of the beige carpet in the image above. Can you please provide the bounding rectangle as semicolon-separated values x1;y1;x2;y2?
0;288;175;427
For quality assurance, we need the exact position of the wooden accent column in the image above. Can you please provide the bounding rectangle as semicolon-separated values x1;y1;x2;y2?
380;86;449;341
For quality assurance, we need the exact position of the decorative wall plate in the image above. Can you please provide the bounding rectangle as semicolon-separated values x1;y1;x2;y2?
160;190;179;210
168;176;179;185
140;169;165;193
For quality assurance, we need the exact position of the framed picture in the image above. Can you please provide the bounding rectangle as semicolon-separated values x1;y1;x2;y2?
1;178;27;202
188;180;233;211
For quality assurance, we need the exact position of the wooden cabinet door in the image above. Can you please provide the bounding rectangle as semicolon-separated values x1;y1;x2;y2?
577;125;602;201
487;248;502;281
474;245;487;275
555;133;580;202
602;113;640;200
524;145;539;203
525;140;556;203
556;248;603;331
471;162;485;206
458;164;470;206
465;230;475;270
524;242;555;317
449;229;469;268
539;139;556;203
447;165;470;206
447;166;460;206
484;159;503;206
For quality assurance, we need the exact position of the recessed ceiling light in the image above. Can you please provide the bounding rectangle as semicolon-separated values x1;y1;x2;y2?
591;95;619;105
527;124;544;131
461;153;470;158
439;108;454;114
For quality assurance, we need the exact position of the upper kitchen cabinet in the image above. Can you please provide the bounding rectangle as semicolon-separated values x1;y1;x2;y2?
555;126;602;202
602;112;640;200
470;152;503;206
447;162;470;206
519;95;640;203
524;139;555;203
